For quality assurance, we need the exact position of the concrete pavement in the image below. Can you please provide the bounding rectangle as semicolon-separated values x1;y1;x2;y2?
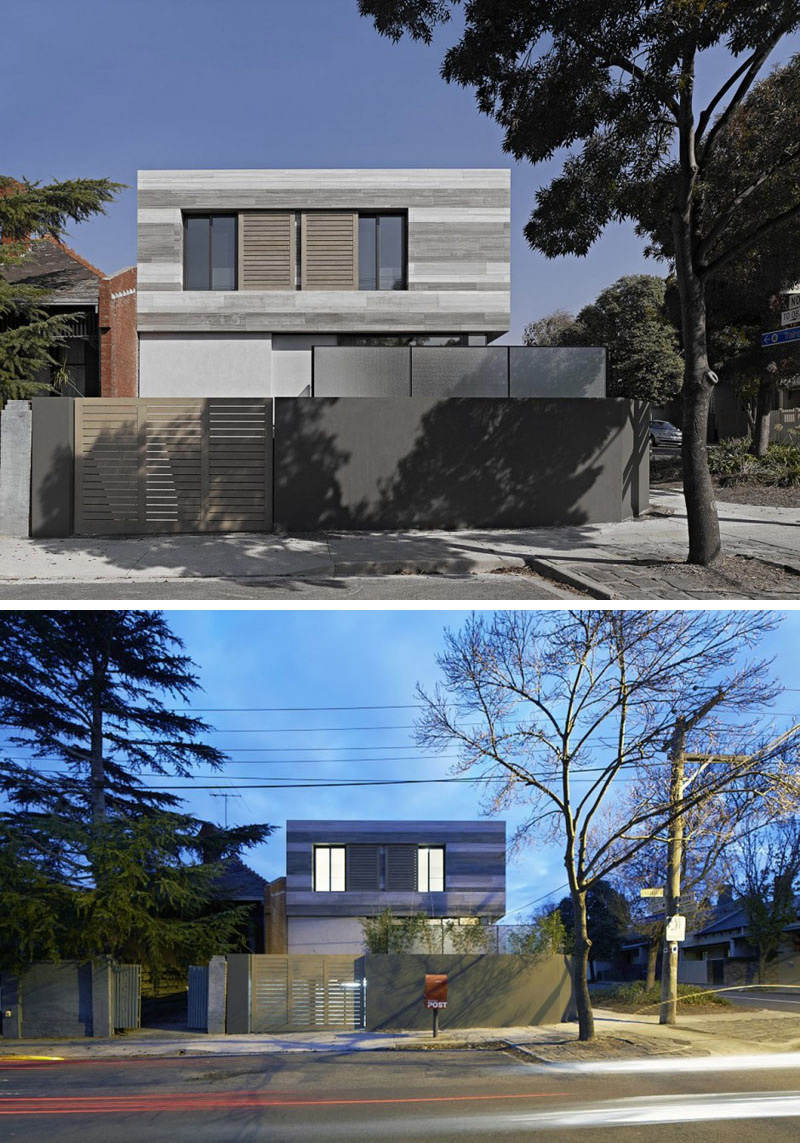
0;490;797;598
5;1005;800;1062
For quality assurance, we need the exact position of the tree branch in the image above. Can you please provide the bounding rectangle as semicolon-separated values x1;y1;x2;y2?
703;200;800;279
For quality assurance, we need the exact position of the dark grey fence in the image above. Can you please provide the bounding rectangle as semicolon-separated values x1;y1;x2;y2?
27;389;648;537
363;953;573;1031
112;964;141;1030
274;397;649;531
1;960;136;1039
187;964;209;1031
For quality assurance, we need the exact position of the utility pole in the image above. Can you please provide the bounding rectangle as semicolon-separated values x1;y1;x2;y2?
659;720;799;1025
659;717;685;1025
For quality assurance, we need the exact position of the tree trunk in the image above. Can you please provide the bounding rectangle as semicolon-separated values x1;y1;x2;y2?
673;213;721;566
646;938;659;991
751;380;774;458
90;698;106;826
571;889;594;1041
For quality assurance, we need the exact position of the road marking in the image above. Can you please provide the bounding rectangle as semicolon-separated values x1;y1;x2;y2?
0;1089;569;1116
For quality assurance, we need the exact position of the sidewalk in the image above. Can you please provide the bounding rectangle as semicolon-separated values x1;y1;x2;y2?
0;490;797;599
4;1006;800;1063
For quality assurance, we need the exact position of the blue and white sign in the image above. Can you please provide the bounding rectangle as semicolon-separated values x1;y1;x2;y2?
761;326;800;347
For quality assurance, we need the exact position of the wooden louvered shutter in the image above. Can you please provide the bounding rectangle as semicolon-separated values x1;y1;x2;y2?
239;212;295;290
301;212;358;290
346;845;380;891
386;845;417;891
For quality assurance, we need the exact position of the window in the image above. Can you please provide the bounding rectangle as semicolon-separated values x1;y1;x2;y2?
418;846;445;892
184;215;237;290
314;845;345;891
358;215;406;290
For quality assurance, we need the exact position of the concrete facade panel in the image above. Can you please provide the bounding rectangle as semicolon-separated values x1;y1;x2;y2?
138;332;271;397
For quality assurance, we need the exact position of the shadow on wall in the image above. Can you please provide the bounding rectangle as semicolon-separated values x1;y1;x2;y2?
364;952;573;1031
275;397;645;532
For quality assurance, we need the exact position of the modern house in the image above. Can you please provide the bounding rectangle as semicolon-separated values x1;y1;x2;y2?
274;820;507;955
136;167;512;398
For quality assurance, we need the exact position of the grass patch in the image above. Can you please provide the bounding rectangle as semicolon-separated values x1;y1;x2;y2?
594;981;731;1012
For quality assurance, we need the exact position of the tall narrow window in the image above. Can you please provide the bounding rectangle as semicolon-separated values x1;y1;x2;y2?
418;846;445;892
314;845;346;891
183;215;237;290
358;215;406;290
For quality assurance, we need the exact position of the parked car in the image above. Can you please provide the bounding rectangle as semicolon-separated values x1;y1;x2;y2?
650;420;682;447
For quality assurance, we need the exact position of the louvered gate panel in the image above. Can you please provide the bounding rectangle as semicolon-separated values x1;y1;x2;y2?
250;955;363;1032
144;400;204;528
74;399;272;535
75;401;140;534
206;399;272;531
251;957;290;1032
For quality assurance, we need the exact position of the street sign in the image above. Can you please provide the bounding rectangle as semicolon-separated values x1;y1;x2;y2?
640;888;664;898
761;325;800;347
665;915;686;942
781;305;800;327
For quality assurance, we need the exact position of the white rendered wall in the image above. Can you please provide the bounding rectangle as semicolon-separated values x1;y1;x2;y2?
139;333;271;397
271;334;337;396
287;917;366;956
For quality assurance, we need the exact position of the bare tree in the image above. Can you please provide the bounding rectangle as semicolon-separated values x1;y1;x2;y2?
417;610;797;1041
733;817;800;983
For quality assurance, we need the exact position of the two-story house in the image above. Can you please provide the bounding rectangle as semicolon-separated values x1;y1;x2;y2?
273;820;506;955
136;168;511;398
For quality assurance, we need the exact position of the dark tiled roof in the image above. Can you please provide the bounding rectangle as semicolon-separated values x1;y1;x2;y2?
211;857;268;902
2;237;103;303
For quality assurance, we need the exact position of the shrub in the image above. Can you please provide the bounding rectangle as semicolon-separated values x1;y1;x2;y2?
595;980;730;1011
708;439;800;486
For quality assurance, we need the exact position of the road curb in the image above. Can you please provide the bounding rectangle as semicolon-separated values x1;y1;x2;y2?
522;557;616;600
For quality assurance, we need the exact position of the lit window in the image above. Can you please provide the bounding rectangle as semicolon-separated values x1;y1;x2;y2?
314;845;345;891
418;846;444;892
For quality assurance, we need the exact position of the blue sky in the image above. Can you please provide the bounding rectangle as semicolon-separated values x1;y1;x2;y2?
152;609;800;919
4;0;799;339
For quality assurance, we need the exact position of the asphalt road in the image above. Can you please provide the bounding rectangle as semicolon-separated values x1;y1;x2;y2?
2;1050;800;1142
726;990;800;1013
0;573;580;600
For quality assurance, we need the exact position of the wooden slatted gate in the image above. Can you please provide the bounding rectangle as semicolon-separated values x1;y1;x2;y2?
250;955;364;1032
74;398;272;535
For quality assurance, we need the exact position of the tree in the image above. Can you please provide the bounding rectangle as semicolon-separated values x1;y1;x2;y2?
526;276;684;403
558;881;631;980
360;906;430;953
523;309;577;348
0;176;122;402
361;3;800;565
509;905;568;957
416;609;797;1040
734;817;800;982
0;611;274;976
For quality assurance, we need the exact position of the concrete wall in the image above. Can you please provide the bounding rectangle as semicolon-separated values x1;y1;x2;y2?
0;400;32;535
137;168;510;335
274;398;649;531
0;961;115;1039
30;398;74;537
364;953;573;1031
138;332;271;396
272;334;336;396
288;917;367;955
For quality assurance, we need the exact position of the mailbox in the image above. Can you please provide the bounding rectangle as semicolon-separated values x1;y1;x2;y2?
424;973;448;1009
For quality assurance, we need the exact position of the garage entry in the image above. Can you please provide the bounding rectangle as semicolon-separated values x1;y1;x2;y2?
74;398;272;535
248;955;365;1032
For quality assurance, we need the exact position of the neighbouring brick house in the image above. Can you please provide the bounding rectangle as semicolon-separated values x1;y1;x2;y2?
2;235;137;397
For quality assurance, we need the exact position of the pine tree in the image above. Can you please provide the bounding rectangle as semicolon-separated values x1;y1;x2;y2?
0;611;274;975
0;175;123;402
